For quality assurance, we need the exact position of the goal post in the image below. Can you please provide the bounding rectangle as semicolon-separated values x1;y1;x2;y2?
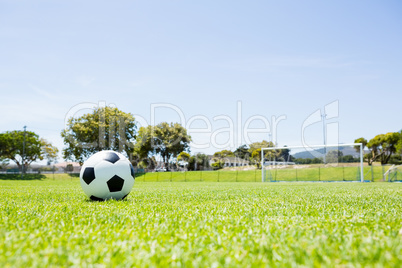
261;143;364;182
384;165;402;182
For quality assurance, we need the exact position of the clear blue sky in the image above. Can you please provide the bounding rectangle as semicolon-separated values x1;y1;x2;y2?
1;0;401;160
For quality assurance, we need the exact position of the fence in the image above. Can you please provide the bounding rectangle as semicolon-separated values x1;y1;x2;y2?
1;164;398;182
135;169;260;182
135;164;397;183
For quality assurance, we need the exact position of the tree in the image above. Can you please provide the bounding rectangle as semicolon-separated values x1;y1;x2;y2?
249;141;276;167
177;152;190;162
249;140;274;154
294;157;323;164
354;137;368;151
40;138;59;165
354;137;369;163
211;150;234;170
340;155;359;163
213;150;234;158
0;156;9;171
367;132;400;165
134;126;153;161
355;133;400;165
136;155;157;170
213;149;234;164
326;150;343;163
251;148;263;168
65;164;74;173
135;122;191;170
354;137;375;165
211;160;225;170
277;147;293;162
188;153;209;171
396;130;402;156
0;130;44;172
177;152;190;170
234;144;250;160
61;107;136;165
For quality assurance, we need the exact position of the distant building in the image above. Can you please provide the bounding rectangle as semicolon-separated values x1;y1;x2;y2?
53;162;81;173
210;157;250;167
263;161;295;165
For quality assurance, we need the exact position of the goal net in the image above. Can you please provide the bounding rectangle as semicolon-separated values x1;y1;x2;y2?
384;165;402;182
261;143;364;182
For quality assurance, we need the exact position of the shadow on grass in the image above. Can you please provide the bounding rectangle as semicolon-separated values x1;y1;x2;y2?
83;197;131;202
68;173;80;178
0;173;46;180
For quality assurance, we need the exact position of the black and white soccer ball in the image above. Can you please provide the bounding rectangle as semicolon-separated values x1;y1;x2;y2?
79;150;135;201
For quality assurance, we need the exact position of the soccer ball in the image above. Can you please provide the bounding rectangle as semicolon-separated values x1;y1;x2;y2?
79;150;135;201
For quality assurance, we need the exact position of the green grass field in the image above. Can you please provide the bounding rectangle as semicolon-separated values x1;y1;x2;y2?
1;177;402;267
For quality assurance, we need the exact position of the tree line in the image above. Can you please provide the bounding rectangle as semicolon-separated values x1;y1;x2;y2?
1;106;401;172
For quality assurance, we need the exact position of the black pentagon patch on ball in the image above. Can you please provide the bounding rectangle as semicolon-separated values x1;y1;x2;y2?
82;167;95;185
103;152;120;164
107;175;124;192
130;163;135;178
90;195;104;201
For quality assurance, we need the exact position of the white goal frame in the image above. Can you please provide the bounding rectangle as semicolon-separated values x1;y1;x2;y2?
261;143;364;182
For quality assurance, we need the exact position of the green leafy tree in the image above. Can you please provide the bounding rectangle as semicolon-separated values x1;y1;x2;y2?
249;141;276;167
137;156;157;170
177;152;191;169
65;164;74;173
211;150;234;170
134;126;153;160
188;153;209;171
211;160;224;170
277;147;293;162
294;157;323;164
249;140;274;154
135;122;191;170
354;137;368;151
234;144;250;160
340;155;360;163
354;137;372;164
251;148;263;168
250;148;279;168
0;130;44;172
177;152;190;164
326;150;343;163
40;138;59;165
213;150;234;159
61;107;136;165
396;130;402;156
177;152;190;162
0;156;9;171
356;133;400;165
367;132;400;165
389;154;402;165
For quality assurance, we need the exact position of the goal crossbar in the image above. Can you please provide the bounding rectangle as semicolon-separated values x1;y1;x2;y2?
261;143;364;182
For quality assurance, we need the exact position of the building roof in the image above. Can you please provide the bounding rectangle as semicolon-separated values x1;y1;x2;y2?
53;162;81;167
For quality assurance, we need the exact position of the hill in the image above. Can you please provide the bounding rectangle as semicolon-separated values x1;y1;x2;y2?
292;146;361;159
